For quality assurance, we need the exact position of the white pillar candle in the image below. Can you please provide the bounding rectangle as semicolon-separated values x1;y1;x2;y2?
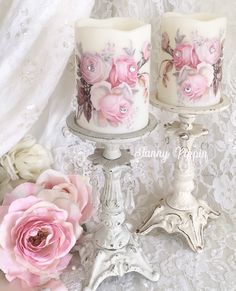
157;13;227;108
75;18;151;134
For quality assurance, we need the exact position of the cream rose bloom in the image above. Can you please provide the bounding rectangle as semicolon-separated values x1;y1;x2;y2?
0;135;52;181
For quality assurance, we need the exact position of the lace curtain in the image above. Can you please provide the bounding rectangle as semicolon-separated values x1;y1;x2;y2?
0;0;95;156
0;0;235;290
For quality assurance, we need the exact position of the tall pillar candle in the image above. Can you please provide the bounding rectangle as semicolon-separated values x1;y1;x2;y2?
157;13;227;107
75;18;151;134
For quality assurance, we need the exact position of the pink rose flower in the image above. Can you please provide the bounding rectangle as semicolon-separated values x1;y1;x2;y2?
80;53;111;84
178;63;214;101
142;41;151;61
0;190;79;287
173;44;199;71
195;38;221;64
0;170;93;288
37;169;93;224
180;74;208;100
91;81;133;125
109;56;138;87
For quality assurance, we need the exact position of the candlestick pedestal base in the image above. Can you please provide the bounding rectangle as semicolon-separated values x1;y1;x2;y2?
138;197;219;253
79;233;159;291
138;96;230;252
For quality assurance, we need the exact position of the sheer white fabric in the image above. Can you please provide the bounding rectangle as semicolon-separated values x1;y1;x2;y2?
0;0;95;156
0;0;235;290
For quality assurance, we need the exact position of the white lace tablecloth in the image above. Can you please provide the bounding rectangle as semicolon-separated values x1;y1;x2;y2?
0;0;235;290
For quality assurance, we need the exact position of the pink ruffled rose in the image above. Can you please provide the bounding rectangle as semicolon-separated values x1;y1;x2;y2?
109;56;138;87
91;81;133;125
0;170;93;288
195;38;221;64
80;53;111;84
178;63;214;101
142;41;151;61
0;190;79;287
173;44;199;71
37;169;93;224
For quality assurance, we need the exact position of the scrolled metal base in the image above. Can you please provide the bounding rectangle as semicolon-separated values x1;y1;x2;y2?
137;197;220;252
79;234;160;291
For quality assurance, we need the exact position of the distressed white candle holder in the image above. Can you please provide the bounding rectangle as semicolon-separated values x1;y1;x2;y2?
66;112;159;291
137;95;230;252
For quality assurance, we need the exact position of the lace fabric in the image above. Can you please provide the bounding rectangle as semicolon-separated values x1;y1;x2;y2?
0;0;95;156
0;0;235;290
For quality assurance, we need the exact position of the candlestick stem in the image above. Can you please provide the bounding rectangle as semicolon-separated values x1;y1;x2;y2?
93;147;131;250
66;113;160;291
79;147;159;291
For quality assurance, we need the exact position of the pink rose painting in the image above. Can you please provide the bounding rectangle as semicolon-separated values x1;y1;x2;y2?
109;55;138;87
76;40;151;126
195;38;221;64
178;64;214;101
0;169;93;289
91;81;133;126
160;28;224;102
80;53;111;84
173;44;199;71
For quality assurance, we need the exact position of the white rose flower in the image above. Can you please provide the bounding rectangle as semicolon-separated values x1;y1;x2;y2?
0;135;53;181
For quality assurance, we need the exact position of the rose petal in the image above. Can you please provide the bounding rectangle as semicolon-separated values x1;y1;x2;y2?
1;183;41;208
197;62;214;87
37;169;70;189
0;212;23;249
12;182;41;197
8;196;40;213
0;247;26;279
52;183;78;202
90;81;111;110
52;197;82;226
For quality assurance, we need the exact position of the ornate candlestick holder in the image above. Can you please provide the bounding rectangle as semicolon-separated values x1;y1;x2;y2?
137;96;230;252
67;112;159;291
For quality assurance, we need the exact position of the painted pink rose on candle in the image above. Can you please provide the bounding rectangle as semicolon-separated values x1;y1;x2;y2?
180;75;207;100
91;81;133;126
109;56;138;87
79;53;111;84
195;38;221;64
160;28;224;102
173;44;199;71
178;64;214;101
75;40;151;126
0;170;93;288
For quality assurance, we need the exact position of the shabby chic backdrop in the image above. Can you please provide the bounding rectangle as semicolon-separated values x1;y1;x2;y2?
0;0;235;290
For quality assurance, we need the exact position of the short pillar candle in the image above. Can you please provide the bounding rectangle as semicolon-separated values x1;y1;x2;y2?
157;13;227;107
75;18;151;134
